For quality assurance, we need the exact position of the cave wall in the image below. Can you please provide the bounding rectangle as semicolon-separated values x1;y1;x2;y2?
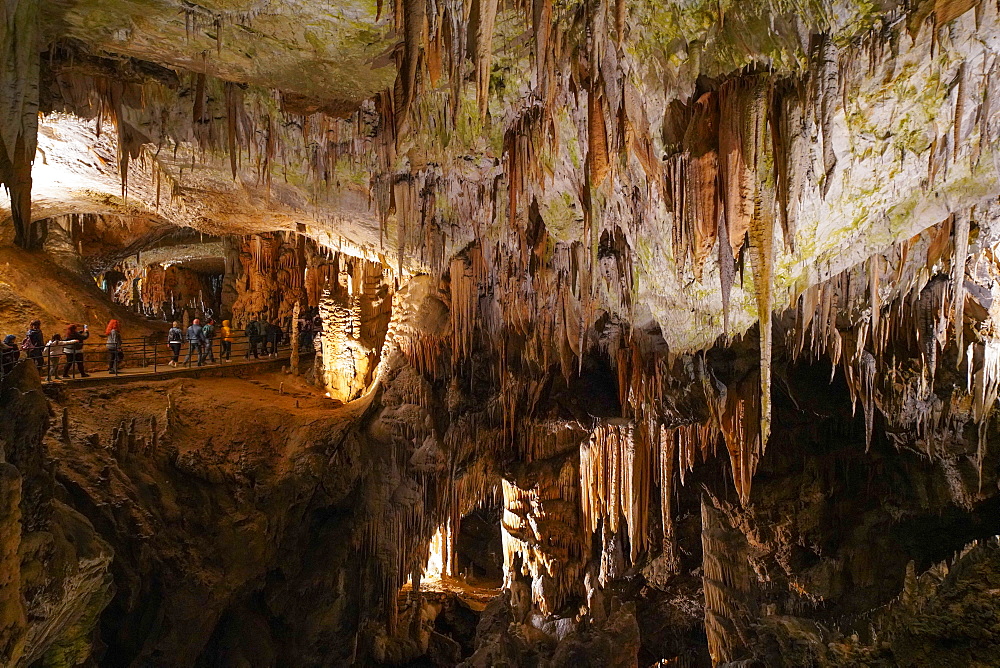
0;363;114;667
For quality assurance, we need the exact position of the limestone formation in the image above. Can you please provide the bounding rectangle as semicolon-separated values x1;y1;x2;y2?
4;0;1000;665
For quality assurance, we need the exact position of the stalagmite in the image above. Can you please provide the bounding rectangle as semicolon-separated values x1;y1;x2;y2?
659;425;678;571
701;497;754;665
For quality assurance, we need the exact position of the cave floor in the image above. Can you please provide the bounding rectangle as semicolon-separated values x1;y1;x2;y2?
400;576;503;613
47;370;355;481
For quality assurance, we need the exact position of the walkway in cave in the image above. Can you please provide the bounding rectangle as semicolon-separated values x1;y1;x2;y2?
41;350;302;386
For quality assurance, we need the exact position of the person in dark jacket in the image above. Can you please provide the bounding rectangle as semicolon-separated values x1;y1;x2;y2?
60;324;90;378
202;318;216;363
25;319;44;370
245;318;264;359
105;319;123;373
1;334;20;375
265;321;282;356
167;321;183;367
184;318;207;366
298;316;313;351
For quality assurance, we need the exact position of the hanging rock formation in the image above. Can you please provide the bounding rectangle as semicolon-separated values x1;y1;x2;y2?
5;0;1000;666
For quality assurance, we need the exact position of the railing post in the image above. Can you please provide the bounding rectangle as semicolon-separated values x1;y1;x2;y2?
142;337;147;370
153;336;158;373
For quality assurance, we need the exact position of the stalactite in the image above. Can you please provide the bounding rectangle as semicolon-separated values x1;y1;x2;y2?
587;83;611;188
666;154;688;277
580;421;649;565
716;370;759;505
953;210;971;365
814;33;839;197
771;81;801;249
973;338;1000;487
682;92;720;279
953;61;966;161
532;0;553;104
91;77;149;200
916;275;949;391
504;103;547;227
745;78;777;456
225;82;242;179
0;0;42;250
869;254;881;352
860;350;876;451
718;205;735;336
934;0;979;26
393;0;429;137
475;0;500;121
718;80;756;261
450;256;476;362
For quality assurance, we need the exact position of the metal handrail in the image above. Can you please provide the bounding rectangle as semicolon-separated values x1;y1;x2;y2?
0;324;318;383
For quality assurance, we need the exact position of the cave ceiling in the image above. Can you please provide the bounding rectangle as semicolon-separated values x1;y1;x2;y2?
7;1;1000;665
43;0;397;106
3;0;1000;355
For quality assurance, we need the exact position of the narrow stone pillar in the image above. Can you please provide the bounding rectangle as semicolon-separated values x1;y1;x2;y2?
220;236;241;321
291;300;300;375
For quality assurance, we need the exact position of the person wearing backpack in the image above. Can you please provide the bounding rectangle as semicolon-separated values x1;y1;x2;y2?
105;319;123;374
23;319;44;371
202;318;217;363
245;318;263;359
1;334;20;376
167;321;183;367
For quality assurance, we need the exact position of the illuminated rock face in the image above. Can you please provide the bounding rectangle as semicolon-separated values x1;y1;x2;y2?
7;0;1000;665
319;256;394;402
